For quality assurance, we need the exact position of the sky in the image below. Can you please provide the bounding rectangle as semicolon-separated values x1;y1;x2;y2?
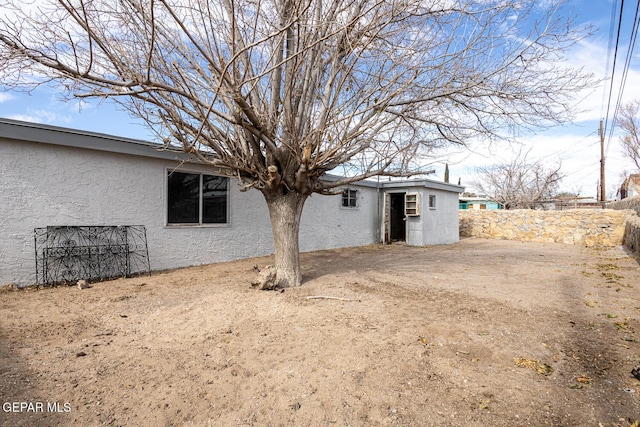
0;0;639;199
438;0;640;198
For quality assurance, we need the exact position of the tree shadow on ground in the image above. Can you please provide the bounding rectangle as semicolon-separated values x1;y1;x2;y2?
300;243;448;283
0;325;42;427
0;291;74;427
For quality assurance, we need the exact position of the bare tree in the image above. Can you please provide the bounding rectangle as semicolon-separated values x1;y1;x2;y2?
0;0;593;287
616;100;640;171
473;150;564;209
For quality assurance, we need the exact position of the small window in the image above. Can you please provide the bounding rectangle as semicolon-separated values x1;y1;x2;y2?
167;171;228;225
429;195;436;209
342;189;358;208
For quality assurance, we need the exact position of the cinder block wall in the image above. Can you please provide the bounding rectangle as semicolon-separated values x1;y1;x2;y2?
459;209;635;247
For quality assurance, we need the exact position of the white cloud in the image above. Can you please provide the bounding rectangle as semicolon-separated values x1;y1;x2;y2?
7;110;71;125
436;123;636;198
0;93;15;103
432;11;640;199
563;37;640;124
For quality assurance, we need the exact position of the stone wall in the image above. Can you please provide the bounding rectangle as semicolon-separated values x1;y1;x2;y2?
609;196;640;215
609;196;640;256
459;209;635;247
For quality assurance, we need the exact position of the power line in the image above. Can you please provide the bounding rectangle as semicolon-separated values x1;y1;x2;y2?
602;0;626;136
526;131;598;164
601;0;621;120
599;0;640;200
605;0;640;155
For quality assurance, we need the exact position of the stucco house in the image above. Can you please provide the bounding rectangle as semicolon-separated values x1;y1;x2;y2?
459;196;502;210
619;174;640;200
0;118;464;287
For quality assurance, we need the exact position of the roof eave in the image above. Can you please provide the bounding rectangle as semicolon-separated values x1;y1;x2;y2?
0;117;201;163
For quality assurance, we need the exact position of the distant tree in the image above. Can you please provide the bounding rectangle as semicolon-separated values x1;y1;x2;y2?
473;150;563;209
555;191;578;199
616;100;640;171
0;0;593;287
556;184;583;200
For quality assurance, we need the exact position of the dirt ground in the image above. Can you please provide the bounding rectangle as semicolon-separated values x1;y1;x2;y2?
1;238;640;427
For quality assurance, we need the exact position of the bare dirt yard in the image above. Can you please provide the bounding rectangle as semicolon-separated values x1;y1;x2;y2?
2;238;640;427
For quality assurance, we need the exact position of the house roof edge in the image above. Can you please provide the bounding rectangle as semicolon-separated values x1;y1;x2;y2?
1;118;465;193
0;117;197;163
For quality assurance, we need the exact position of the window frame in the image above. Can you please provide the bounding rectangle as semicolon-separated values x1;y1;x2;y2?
166;169;229;227
405;192;420;216
428;194;437;209
341;188;359;209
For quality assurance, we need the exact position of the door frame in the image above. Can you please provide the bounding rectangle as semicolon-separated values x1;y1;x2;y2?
383;191;406;243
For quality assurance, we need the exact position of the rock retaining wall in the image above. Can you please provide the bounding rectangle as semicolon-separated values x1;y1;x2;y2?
609;196;640;215
459;209;635;247
609;196;640;256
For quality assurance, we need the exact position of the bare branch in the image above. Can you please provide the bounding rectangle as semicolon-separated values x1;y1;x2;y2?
472;149;564;209
0;0;594;195
616;100;640;171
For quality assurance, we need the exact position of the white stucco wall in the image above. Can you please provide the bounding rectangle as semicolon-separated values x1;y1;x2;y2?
300;186;380;251
0;120;463;287
0;138;381;287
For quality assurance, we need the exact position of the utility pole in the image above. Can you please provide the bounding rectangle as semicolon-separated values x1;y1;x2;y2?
599;119;606;206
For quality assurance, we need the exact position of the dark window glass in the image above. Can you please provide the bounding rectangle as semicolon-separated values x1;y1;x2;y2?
167;172;228;225
168;172;199;223
202;175;228;224
342;189;358;208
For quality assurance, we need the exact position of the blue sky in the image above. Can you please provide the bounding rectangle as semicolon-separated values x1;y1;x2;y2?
0;0;639;198
440;0;640;198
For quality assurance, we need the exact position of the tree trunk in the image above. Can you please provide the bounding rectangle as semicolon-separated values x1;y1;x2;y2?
260;191;308;289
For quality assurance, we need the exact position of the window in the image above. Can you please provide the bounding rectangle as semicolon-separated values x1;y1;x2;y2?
429;195;436;209
167;171;228;225
342;189;358;208
405;193;420;216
